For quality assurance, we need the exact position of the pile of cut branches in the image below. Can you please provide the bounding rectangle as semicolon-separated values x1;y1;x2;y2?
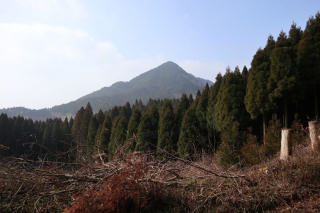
2;145;320;212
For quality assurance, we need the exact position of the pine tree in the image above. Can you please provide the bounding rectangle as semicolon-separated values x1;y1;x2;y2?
78;103;93;159
297;13;320;119
96;110;105;125
214;67;249;132
87;116;98;144
241;66;249;79
196;84;209;150
188;94;194;105
135;105;159;152
245;36;275;143
157;100;176;156
108;115;129;159
175;94;190;141
126;109;141;152
217;120;244;167
95;115;112;154
51;119;63;154
177;108;201;158
0;114;9;149
207;73;223;151
62;117;73;160
72;107;85;144
268;31;297;128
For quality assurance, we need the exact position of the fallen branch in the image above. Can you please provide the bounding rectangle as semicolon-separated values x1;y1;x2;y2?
35;169;100;183
157;147;247;179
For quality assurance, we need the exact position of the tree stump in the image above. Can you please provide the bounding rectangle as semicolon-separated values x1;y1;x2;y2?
308;121;320;152
280;129;291;161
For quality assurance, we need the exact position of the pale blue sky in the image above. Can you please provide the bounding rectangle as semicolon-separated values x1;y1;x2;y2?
0;0;319;109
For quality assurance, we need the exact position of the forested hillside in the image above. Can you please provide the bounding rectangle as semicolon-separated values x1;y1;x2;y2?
0;62;212;120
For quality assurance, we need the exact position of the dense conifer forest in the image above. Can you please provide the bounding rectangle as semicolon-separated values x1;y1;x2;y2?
1;13;320;167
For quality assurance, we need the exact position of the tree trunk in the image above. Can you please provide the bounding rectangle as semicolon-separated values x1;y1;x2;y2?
280;129;291;161
315;89;318;120
308;121;320;152
284;100;288;129
263;115;266;145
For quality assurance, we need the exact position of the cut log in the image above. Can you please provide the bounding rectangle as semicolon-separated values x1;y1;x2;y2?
308;121;320;152
280;129;291;161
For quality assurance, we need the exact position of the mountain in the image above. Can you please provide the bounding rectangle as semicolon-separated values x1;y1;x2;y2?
0;61;212;120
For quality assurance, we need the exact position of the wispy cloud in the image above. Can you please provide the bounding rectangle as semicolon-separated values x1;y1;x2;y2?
0;23;167;109
12;0;87;20
0;20;222;109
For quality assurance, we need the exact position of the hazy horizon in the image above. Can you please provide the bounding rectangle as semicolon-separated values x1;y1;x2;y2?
0;0;319;109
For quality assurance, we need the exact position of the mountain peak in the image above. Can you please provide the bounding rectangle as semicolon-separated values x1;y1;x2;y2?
0;62;212;120
158;61;181;69
162;61;178;66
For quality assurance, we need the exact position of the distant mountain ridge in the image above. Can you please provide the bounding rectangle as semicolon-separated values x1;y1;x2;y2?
0;61;212;120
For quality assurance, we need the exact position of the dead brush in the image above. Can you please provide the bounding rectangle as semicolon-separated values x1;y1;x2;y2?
64;153;188;213
192;145;320;212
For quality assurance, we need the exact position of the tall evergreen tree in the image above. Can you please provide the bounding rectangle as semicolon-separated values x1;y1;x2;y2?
96;110;105;125
78;103;93;159
175;94;190;127
214;67;249;132
207;73;223;151
196;84;209;150
217;120;244;167
245;36;275;143
297;13;320;119
174;94;190;143
87;116;98;144
268;31;297;128
72;107;85;144
95;115;112;154
126;108;141;152
108;115;129;159
157;100;176;155
135;105;159;152
177;108;201;158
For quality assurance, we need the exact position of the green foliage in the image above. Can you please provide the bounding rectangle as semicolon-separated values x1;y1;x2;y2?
71;107;85;143
87;116;98;144
216;120;243;167
177;108;201;158
297;13;320;119
175;94;190;129
196;84;209;150
268;32;297;127
174;94;190;144
95;115;112;154
207;73;223;151
108;115;129;159
245;36;275;120
264;114;281;157
135;105;159;152
95;110;105;124
126;109;141;152
157;100;177;156
213;67;249;132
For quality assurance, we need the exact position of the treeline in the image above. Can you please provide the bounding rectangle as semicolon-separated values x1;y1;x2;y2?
1;13;320;166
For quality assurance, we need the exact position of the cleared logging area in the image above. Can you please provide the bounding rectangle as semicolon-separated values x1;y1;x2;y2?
1;141;320;213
